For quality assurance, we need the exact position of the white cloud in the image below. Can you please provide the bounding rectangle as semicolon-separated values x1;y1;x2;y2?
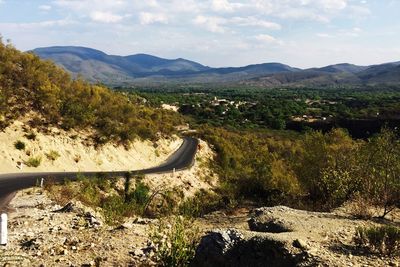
39;5;52;11
317;0;348;10
255;34;283;45
317;33;334;38
139;12;168;25
90;11;124;23
0;19;76;30
53;0;126;11
211;0;242;12
231;17;281;30
193;15;227;33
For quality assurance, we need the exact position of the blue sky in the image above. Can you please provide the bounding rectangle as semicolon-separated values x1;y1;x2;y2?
0;0;399;68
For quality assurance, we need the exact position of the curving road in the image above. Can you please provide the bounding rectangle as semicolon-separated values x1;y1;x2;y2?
0;137;198;211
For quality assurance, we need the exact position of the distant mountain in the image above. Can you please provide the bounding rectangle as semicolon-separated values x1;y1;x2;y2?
32;46;400;87
310;63;368;74
33;46;210;84
246;62;400;87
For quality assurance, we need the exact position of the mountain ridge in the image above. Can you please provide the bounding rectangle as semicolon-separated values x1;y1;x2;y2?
32;46;400;87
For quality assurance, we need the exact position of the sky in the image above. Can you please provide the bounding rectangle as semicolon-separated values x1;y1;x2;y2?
0;0;399;68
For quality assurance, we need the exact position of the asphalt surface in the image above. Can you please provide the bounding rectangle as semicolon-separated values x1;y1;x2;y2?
0;137;198;211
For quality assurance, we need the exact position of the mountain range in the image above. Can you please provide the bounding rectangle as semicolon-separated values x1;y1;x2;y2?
32;46;400;87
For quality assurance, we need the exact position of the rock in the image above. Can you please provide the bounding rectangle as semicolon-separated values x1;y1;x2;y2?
293;239;309;251
134;217;153;225
248;209;294;233
130;248;144;257
20;238;42;250
114;222;133;230
191;229;308;267
53;202;74;213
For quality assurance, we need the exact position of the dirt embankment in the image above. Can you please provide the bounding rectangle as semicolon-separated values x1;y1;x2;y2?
0;119;182;174
0;137;218;266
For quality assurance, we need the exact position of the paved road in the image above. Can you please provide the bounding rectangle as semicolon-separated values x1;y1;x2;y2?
0;137;198;211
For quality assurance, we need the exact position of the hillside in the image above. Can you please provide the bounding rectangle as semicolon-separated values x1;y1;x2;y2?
32;46;299;85
245;62;400;87
0;40;184;144
33;46;400;87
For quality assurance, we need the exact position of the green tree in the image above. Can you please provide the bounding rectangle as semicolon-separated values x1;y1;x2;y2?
359;128;400;218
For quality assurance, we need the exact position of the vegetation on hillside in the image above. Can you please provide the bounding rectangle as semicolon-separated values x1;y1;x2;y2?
196;126;400;216
0;38;183;144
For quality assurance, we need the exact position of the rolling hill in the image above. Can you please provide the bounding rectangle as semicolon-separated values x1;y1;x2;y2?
32;46;400;87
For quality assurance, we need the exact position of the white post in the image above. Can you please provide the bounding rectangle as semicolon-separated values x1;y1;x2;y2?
0;213;7;246
40;178;44;188
173;168;176;177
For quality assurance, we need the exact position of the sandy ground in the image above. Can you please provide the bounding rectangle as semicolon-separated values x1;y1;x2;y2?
0;120;182;174
2;190;398;266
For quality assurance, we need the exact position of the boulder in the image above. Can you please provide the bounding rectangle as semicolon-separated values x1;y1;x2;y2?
191;229;307;267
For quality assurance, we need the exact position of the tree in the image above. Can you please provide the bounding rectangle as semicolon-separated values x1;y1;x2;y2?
359;128;400;218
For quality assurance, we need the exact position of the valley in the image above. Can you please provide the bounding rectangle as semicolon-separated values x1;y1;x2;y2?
0;27;399;266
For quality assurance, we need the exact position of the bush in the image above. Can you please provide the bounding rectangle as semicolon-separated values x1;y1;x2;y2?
25;156;42;167
45;150;60;161
354;225;400;256
150;216;200;267
358;128;400;218
74;176;150;225
178;190;224;218
14;140;26;150
294;129;361;210
200;127;300;205
24;132;36;140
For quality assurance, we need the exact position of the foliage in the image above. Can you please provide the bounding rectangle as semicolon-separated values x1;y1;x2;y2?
0;38;183;143
199;127;301;206
150;216;200;267
45;150;60;161
24;132;36;140
178;190;224;218
129;86;400;138
45;175;151;225
24;156;42;167
14;140;26;150
358;128;400;218
354;225;400;256
294;129;362;209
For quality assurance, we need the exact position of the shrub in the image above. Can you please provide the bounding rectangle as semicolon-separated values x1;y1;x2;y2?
74;154;81;163
128;181;150;206
46;150;60;161
178;190;223;218
200;127;300;204
354;225;400;256
25;156;42;167
150;216;200;267
294;129;361;210
14;140;26;150
358;128;400;218
24;132;36;140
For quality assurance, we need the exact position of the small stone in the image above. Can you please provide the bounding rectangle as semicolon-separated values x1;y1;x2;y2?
293;239;309;250
131;249;144;256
